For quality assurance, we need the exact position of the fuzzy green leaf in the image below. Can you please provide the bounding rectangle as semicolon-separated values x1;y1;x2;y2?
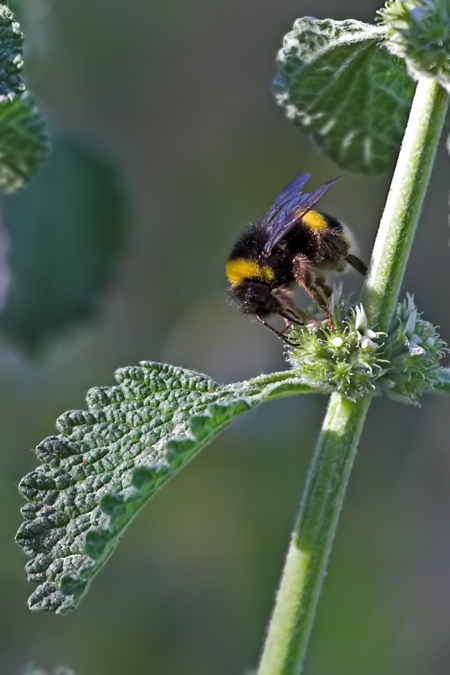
0;130;127;351
274;17;416;174
15;362;314;613
0;4;49;192
0;92;50;192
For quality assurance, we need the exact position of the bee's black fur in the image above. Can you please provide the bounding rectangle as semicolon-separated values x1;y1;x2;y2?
226;177;366;340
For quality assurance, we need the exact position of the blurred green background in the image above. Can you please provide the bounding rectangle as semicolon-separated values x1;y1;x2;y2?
3;0;450;673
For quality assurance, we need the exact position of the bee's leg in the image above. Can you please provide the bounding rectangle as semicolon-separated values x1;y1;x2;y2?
271;287;309;324
315;276;333;301
278;316;293;336
346;254;368;276
255;315;299;346
280;311;303;327
292;255;336;330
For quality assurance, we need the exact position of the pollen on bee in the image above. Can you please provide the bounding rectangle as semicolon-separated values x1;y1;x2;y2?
226;258;275;286
301;210;327;231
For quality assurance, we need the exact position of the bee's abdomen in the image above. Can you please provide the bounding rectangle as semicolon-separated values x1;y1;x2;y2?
301;210;329;231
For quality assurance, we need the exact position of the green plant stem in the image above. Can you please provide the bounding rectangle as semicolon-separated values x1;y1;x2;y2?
258;77;448;675
258;394;370;675
235;371;320;399
363;78;449;332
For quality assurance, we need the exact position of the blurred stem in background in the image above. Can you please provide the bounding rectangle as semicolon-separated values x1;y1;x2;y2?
258;77;449;675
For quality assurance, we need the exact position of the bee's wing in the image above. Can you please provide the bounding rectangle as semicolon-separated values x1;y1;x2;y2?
262;176;342;257
260;173;311;230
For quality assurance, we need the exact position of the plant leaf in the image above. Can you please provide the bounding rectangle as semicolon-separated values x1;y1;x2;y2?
0;3;50;192
0;1;24;100
0;130;127;351
274;17;416;175
15;362;314;613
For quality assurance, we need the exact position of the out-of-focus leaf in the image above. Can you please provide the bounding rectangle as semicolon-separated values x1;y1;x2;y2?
0;130;127;351
0;3;50;191
274;17;416;175
15;362;314;613
24;666;77;675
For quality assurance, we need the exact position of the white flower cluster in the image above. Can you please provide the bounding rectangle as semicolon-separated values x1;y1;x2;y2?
286;288;447;403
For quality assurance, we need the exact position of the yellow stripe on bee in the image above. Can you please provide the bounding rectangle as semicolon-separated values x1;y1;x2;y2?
226;258;275;286
302;210;327;230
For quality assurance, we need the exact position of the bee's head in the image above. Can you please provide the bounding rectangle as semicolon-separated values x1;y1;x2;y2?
227;279;283;317
225;256;280;317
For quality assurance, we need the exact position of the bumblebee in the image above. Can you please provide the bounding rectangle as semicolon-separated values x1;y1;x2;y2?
226;173;367;343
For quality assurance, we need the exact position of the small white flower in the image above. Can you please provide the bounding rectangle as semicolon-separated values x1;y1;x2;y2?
328;282;343;315
332;337;344;348
328;298;336;316
405;308;417;338
361;338;379;351
406;292;416;313
425;336;435;347
355;304;368;333
353;303;382;349
409;343;425;357
407;331;425;356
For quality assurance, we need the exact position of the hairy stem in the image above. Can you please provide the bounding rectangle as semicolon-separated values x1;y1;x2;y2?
363;78;449;331
258;395;370;674
258;77;448;675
